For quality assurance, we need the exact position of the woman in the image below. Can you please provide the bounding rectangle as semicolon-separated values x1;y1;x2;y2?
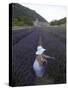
33;45;55;77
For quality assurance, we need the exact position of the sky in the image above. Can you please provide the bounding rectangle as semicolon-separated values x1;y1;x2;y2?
21;3;66;22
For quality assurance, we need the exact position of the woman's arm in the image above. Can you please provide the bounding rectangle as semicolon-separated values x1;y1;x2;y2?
42;54;55;60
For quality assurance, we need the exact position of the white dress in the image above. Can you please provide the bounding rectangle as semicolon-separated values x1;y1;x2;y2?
33;59;45;77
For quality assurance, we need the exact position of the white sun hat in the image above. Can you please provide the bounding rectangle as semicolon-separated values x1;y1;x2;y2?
36;45;46;55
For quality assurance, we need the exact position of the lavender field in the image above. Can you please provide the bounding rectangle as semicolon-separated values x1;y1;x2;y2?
12;26;66;86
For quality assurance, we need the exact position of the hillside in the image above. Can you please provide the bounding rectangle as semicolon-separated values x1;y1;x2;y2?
10;3;47;26
50;17;66;26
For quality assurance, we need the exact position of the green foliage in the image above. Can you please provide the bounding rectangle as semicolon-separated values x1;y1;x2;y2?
50;17;66;26
20;16;33;25
12;17;33;26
